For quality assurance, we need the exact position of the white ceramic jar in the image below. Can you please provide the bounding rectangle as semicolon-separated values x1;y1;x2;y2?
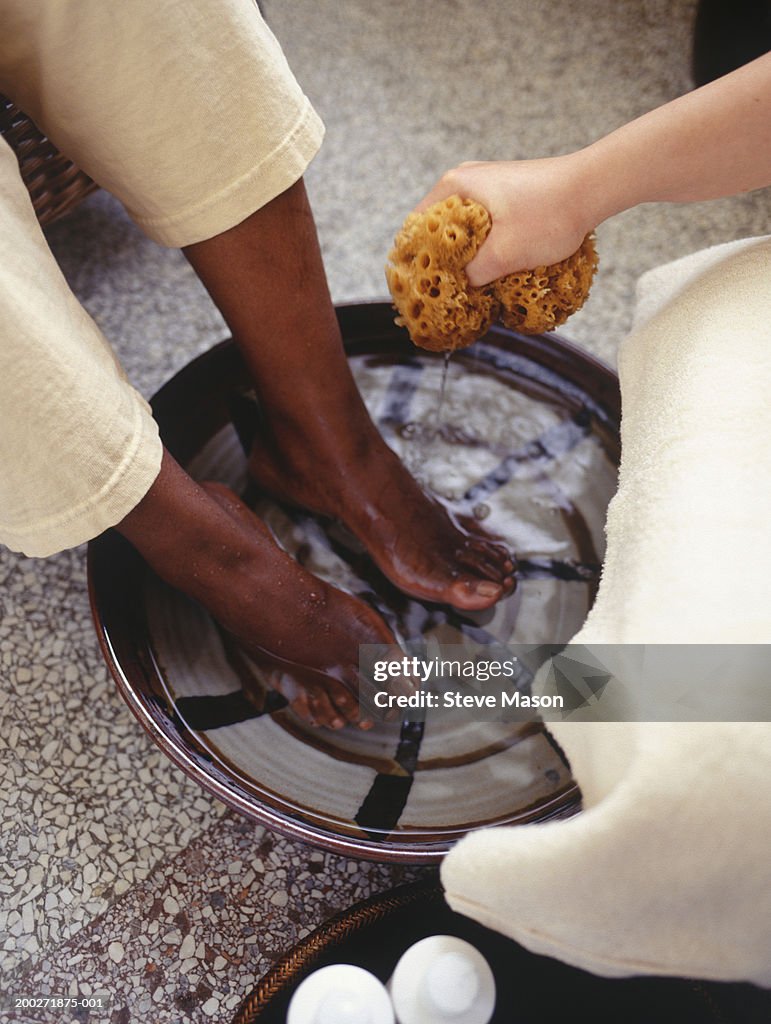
388;935;496;1024
287;963;395;1024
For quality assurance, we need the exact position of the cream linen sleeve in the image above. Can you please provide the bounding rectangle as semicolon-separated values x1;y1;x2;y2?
0;0;324;246
441;237;771;986
0;0;325;555
0;138;162;556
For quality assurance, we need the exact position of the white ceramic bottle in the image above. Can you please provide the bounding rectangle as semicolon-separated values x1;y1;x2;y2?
287;963;395;1024
388;935;496;1024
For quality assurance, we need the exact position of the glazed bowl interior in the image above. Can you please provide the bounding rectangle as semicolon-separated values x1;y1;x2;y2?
88;302;620;862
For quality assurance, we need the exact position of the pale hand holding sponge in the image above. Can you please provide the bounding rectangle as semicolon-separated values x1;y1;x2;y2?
385;194;598;351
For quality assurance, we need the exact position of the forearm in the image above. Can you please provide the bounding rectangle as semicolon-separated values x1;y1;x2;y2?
579;52;771;225
416;53;771;283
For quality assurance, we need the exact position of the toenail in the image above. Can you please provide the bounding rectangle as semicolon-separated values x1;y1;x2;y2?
331;717;344;728
475;581;501;597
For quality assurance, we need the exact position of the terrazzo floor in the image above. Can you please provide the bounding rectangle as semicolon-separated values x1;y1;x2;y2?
2;1;770;1022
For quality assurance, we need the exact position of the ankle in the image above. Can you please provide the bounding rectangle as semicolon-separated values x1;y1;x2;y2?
116;452;252;585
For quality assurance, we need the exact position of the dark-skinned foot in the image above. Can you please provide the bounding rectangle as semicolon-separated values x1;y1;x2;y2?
180;177;515;612
116;453;405;731
200;482;404;729
247;421;516;612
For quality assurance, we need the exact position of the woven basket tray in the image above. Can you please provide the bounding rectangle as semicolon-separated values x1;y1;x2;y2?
0;94;98;226
229;880;767;1023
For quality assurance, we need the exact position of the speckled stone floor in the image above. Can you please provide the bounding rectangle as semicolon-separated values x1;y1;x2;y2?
2;1;770;1022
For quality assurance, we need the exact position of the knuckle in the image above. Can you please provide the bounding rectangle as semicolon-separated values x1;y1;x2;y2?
441;167;464;190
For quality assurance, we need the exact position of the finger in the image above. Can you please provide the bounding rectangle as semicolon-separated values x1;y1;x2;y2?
413;180;460;215
412;164;481;215
464;226;515;286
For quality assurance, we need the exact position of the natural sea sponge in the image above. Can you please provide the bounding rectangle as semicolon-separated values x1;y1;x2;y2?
386;195;598;352
385;196;498;352
494;233;598;334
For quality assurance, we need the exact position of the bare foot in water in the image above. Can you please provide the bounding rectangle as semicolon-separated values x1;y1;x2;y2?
201;482;407;728
247;416;515;611
117;454;404;730
183;179;516;611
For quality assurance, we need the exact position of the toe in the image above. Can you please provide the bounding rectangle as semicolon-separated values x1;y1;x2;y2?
307;690;346;730
456;538;516;582
289;691;314;724
327;681;361;727
469;537;515;571
456;517;515;571
456;545;510;581
449;577;504;610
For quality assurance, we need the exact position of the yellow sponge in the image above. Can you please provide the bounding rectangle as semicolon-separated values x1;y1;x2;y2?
386;195;598;351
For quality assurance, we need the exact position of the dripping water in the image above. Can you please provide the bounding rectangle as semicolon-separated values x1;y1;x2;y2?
397;351;453;478
435;350;452;433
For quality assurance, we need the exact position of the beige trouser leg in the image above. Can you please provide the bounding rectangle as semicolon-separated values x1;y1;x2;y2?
0;0;323;555
0;137;162;556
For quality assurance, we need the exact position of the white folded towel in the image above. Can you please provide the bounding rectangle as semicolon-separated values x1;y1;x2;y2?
441;236;771;985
